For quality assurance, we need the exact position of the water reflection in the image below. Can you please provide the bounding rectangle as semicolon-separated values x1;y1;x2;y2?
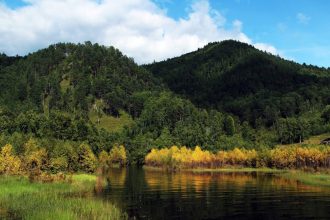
99;167;330;219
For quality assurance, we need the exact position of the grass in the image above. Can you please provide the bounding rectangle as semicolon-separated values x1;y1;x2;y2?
89;110;134;133
302;133;330;145
60;78;71;93
277;132;330;148
0;174;127;220
73;173;97;182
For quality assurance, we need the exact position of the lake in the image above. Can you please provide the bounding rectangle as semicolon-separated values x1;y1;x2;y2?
98;167;330;219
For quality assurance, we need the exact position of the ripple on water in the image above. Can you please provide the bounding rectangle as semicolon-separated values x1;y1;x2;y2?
100;167;330;219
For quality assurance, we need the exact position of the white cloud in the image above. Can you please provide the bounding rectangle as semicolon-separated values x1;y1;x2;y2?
254;43;278;55
0;0;278;64
297;12;310;24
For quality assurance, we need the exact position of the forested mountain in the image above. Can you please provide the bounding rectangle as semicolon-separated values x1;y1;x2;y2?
146;40;330;127
0;42;167;162
0;41;330;165
0;42;162;116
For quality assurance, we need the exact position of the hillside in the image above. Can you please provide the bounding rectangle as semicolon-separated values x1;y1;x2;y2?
0;42;247;163
0;42;162;116
0;42;168;160
146;40;330;127
0;41;329;164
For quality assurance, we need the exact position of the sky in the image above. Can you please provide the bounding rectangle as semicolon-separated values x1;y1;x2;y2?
0;0;329;67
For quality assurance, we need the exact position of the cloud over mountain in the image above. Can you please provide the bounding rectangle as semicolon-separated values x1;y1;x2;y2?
0;0;278;63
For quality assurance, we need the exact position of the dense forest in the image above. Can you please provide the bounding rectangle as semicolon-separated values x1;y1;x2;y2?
1;40;330;169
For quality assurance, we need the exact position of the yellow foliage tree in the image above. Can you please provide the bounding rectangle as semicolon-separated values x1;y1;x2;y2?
23;139;48;171
109;145;127;166
50;157;68;173
0;144;22;175
98;150;109;167
78;143;97;173
270;147;296;169
145;145;330;170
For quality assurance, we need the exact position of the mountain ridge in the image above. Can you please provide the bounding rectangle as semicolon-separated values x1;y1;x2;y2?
146;40;330;126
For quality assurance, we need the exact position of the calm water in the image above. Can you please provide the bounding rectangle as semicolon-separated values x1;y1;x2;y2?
98;167;330;219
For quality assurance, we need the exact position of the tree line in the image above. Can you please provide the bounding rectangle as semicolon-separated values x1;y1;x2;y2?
145;145;330;171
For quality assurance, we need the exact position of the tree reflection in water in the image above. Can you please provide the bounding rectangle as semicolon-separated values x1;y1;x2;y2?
97;167;330;220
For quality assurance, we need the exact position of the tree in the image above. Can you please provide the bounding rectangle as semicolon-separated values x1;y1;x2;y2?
98;150;109;167
77;143;97;173
49;157;68;173
154;127;175;149
109;145;127;166
0;144;21;175
224;116;235;136
275;117;310;144
321;105;330;123
23;138;48;171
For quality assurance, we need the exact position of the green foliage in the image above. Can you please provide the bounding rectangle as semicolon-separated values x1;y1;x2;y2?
1;40;330;165
321;105;330;123
89;109;134;133
275;117;310;144
224;116;235;136
146;40;330;129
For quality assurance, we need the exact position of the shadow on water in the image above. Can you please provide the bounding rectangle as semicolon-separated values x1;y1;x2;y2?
97;167;330;220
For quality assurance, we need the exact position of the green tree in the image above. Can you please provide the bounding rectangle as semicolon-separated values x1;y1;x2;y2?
224;116;235;136
321;105;330;123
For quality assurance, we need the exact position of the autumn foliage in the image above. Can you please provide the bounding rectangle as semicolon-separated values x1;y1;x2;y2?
0;137;128;182
145;145;330;170
98;145;127;168
0;144;22;175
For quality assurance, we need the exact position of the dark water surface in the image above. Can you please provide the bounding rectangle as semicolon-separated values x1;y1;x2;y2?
98;167;330;219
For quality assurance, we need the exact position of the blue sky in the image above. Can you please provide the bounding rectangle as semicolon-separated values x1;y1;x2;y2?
1;0;329;66
157;0;330;67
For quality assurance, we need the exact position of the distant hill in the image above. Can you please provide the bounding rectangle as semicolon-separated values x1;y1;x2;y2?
146;40;330;126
